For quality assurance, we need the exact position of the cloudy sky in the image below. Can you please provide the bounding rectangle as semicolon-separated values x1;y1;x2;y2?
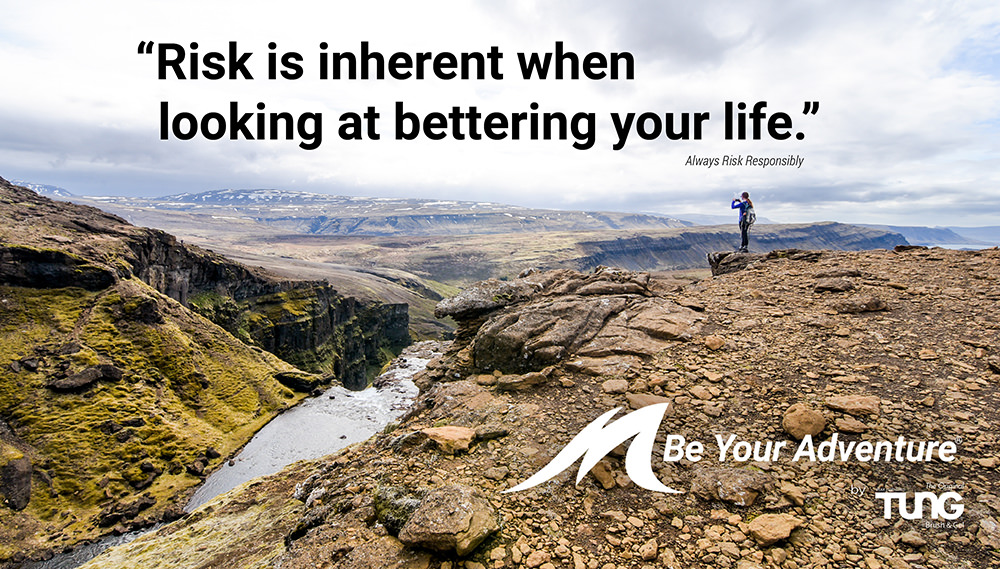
1;1;998;226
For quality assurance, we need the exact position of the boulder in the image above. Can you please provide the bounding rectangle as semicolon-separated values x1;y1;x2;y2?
398;484;498;556
626;393;673;410
690;468;772;506
421;426;476;455
433;278;537;320
374;486;424;536
704;336;726;350
46;364;123;391
782;404;826;439
471;296;626;373
495;372;547;392
825;395;880;416
748;513;803;546
601;379;629;394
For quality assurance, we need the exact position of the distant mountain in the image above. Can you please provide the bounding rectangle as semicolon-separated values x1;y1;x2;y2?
77;189;695;236
667;212;777;225
947;226;1000;246
860;224;992;248
11;179;75;198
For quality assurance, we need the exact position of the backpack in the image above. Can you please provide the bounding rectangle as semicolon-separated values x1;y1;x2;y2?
745;206;756;228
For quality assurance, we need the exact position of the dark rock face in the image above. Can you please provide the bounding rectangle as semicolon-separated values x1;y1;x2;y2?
245;286;410;390
0;246;116;290
0;456;32;511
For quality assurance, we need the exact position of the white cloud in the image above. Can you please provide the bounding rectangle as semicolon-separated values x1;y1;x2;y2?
0;0;998;225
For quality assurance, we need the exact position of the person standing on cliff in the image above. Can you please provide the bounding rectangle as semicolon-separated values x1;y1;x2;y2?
731;192;755;253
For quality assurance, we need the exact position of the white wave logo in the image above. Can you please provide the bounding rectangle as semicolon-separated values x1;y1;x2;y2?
504;403;681;494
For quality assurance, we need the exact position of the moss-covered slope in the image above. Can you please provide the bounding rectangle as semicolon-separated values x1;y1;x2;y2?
0;279;304;561
0;176;407;562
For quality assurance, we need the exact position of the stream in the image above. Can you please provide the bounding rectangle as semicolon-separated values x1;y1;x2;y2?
24;341;441;569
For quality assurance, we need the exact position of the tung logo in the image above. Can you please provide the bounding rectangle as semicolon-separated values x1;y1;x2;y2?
504;403;681;494
875;492;963;520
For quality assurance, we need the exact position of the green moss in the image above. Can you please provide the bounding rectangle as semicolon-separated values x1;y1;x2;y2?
0;281;307;560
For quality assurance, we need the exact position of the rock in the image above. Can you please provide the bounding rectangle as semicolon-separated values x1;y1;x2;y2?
836;416;869;433
390;430;429;452
471;295;627;372
625;393;673;410
707;251;769;276
978;517;1000;548
590;460;616;489
434;278;537;320
46;364;123;391
826;395;881;416
830;295;888;314
473;374;497;386
525;550;551;568
900;530;927;548
627;300;699;341
639;538;658;560
748;514;803;546
601;379;629;394
273;371;324;393
421;426;477;455
474;425;508;441
782;403;826;439
0;455;32;511
815;278;855;292
496;372;548;391
186;459;207;477
704;335;726;350
97;494;156;527
779;483;805;507
484;467;509;481
374;486;424;536
689;385;713;400
690;468;772;506
398;484;498;556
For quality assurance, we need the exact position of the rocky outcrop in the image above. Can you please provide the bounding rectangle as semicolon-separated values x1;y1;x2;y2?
707;248;823;276
0;246;116;290
433;268;702;376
